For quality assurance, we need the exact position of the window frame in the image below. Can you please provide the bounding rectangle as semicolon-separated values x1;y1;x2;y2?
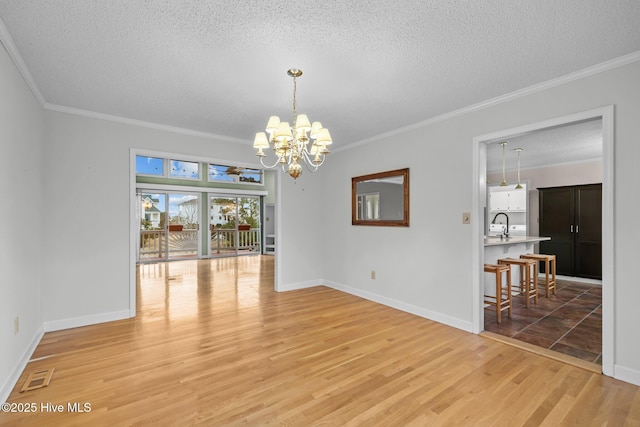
134;151;264;187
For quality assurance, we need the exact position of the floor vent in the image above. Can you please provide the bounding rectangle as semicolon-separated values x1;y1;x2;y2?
20;368;54;392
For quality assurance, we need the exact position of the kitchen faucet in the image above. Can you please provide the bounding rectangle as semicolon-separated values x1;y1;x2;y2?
491;212;510;238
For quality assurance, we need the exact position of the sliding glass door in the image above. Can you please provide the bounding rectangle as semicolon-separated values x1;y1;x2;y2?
209;195;261;257
137;190;261;261
138;191;201;262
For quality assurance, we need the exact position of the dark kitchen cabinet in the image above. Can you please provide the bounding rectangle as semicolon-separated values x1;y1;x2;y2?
538;184;602;279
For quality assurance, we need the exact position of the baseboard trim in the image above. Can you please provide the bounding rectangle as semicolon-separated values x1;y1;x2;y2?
276;279;323;292
614;365;640;387
43;310;131;332
554;275;602;285
323;280;473;332
0;326;44;403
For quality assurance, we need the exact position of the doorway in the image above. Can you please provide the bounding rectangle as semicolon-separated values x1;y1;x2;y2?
472;106;614;376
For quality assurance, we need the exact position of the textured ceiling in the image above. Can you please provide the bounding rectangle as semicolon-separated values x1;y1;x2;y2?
0;1;639;152
486;118;603;173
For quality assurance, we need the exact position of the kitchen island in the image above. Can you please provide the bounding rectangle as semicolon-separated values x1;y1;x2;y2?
484;236;550;297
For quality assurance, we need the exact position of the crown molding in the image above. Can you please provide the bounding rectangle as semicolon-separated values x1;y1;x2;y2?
0;16;46;106
336;50;640;152
44;103;251;144
1;15;250;144
2;10;638;150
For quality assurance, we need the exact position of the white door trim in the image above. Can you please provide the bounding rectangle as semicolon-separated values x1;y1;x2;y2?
471;105;614;377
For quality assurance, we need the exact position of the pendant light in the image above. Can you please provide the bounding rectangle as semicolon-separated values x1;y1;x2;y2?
514;147;524;189
500;141;508;186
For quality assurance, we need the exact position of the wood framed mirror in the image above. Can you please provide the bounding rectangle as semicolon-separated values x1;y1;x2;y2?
352;168;409;226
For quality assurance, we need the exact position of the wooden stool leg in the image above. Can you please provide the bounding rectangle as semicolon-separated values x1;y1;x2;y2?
533;262;538;304
506;267;512;318
524;265;530;308
544;259;550;297
551;256;557;295
495;270;502;324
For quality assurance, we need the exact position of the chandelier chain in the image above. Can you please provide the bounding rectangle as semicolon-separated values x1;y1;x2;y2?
292;75;297;128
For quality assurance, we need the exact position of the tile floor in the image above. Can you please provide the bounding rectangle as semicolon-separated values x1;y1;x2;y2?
484;278;602;364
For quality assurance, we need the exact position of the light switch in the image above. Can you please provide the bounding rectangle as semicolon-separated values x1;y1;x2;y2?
462;212;471;224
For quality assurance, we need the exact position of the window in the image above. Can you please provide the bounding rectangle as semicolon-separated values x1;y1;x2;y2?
239;168;263;184
135;155;262;186
208;164;237;182
136;156;164;176
170;160;200;180
208;164;263;185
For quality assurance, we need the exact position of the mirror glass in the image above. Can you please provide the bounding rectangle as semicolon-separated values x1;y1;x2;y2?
352;168;409;226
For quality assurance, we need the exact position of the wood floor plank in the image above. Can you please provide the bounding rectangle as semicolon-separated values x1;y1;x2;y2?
1;256;639;426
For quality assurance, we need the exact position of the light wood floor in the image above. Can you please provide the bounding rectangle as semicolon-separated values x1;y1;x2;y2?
2;256;639;426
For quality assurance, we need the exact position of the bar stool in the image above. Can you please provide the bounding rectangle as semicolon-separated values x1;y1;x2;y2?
484;263;512;324
520;253;557;298
498;257;538;307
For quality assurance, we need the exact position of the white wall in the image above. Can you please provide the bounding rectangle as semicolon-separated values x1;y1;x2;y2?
321;119;477;330
263;170;276;205
276;168;325;290
319;61;640;383
0;42;45;401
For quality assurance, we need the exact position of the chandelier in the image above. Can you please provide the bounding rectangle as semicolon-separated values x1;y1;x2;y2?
253;68;332;179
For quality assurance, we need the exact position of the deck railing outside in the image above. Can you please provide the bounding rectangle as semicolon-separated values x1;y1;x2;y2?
140;230;164;258
211;228;260;255
140;229;199;259
140;228;260;259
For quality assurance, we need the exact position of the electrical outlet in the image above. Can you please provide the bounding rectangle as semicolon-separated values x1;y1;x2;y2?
14;316;19;335
370;270;376;280
462;212;471;224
